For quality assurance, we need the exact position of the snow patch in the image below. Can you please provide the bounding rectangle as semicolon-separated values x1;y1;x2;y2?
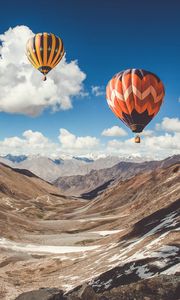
136;265;154;279
91;230;123;236
162;263;180;275
0;238;100;254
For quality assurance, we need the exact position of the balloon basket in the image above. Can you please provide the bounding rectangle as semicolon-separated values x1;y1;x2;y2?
135;135;141;143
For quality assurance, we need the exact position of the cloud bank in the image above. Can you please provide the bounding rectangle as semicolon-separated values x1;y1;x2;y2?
0;26;86;116
0;129;100;157
0;117;179;159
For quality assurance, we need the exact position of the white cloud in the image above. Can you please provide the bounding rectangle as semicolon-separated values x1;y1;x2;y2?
107;131;180;158
91;85;105;96
0;130;58;157
107;138;140;156
142;130;154;137
0;26;86;116
155;123;161;131
2;136;25;148
0;129;100;157
156;117;180;133
59;129;99;152
144;132;180;150
22;130;49;144
102;126;127;137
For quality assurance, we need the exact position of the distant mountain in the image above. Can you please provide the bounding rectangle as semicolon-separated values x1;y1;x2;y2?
54;155;180;198
0;154;149;182
73;156;94;163
52;158;64;165
3;154;27;163
0;153;179;183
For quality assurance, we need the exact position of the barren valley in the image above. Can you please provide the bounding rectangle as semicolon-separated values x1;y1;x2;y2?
0;156;179;299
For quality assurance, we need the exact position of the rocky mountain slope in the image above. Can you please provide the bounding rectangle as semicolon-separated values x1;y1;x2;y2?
0;163;84;239
54;155;180;198
0;159;179;299
0;162;59;199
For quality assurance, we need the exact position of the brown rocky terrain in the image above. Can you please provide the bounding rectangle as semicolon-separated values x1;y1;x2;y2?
0;159;179;300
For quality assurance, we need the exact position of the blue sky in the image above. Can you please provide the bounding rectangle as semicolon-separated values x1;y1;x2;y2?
0;0;179;158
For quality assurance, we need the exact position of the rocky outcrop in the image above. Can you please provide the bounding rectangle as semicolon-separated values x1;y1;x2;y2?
97;275;180;300
15;275;180;300
66;284;98;300
15;287;64;300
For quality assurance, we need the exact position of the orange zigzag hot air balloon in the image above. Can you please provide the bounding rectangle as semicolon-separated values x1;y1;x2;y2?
26;32;64;81
106;69;165;143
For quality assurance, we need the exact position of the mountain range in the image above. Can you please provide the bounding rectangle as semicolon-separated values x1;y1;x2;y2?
54;155;180;198
0;154;157;182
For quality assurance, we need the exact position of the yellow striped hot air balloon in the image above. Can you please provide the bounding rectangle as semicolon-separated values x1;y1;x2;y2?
26;32;64;81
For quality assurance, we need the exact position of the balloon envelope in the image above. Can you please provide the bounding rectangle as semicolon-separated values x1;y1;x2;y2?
26;32;64;79
106;69;165;133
